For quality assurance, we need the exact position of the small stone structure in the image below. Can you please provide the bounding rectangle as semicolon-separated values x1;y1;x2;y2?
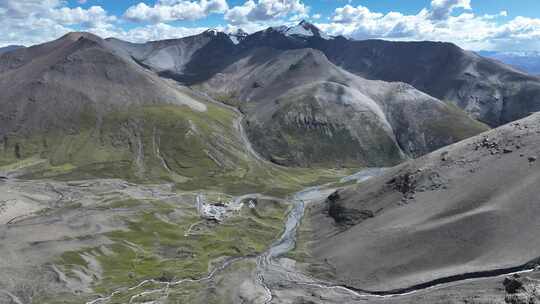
196;194;253;222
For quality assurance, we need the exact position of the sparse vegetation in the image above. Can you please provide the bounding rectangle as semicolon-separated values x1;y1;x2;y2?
425;102;490;142
52;196;288;302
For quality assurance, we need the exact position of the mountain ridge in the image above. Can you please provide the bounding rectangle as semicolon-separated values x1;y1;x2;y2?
95;21;540;128
0;24;537;172
0;26;493;170
200;46;487;167
236;23;540;127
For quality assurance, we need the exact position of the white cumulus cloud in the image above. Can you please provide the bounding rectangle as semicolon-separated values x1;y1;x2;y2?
428;0;471;20
124;0;229;23
0;0;116;46
316;1;540;51
114;23;211;42
225;0;308;25
49;6;116;27
332;5;383;24
2;0;540;52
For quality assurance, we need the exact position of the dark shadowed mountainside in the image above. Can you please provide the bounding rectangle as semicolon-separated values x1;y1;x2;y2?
106;30;237;84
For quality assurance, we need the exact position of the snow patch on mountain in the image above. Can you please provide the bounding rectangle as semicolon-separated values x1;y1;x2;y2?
286;24;314;37
228;29;248;45
271;20;330;39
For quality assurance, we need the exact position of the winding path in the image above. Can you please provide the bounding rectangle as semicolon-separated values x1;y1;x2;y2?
86;256;248;304
0;290;24;304
187;88;279;166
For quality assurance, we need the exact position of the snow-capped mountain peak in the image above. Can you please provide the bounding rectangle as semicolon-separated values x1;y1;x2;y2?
203;29;220;36
285;20;328;39
228;28;248;45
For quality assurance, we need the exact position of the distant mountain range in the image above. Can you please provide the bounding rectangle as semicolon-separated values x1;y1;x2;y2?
0;45;25;55
479;50;540;75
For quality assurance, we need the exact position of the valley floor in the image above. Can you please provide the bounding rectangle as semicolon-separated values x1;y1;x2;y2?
1;170;538;304
0;176;289;303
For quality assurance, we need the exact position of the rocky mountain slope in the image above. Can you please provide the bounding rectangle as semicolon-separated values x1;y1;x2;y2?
0;33;245;188
239;22;540;127
0;32;206;133
104;21;540;167
0;32;208;182
200;46;487;167
307;112;540;292
106;22;540;129
0;32;350;194
3;29;487;171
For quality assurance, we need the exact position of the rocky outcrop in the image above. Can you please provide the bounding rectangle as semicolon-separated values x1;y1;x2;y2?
504;275;540;304
326;190;374;228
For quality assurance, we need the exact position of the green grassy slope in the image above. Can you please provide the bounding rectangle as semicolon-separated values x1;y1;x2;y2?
0;102;350;196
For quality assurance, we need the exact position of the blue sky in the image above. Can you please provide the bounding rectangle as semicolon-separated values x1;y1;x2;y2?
2;0;540;51
67;1;540;20
65;0;540;25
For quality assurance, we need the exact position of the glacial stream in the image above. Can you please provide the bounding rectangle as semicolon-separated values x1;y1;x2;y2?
264;168;385;262
254;169;386;303
265;186;335;260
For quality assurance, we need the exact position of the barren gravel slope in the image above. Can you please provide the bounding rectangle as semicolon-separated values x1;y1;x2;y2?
309;112;540;292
